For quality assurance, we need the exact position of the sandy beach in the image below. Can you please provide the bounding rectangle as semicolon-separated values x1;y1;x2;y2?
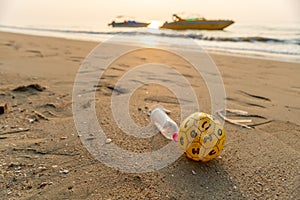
0;31;299;199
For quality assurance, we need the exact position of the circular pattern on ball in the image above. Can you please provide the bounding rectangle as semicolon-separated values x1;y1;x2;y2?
178;112;226;162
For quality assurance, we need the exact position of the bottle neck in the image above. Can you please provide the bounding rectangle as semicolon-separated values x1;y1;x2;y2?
172;132;178;142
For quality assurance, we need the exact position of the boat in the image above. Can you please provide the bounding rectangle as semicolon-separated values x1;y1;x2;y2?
160;14;234;30
108;20;150;28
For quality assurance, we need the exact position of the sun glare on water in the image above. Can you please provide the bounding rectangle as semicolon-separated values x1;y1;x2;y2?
148;20;163;29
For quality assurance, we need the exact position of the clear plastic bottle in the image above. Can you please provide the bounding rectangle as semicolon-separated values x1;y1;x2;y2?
150;107;179;141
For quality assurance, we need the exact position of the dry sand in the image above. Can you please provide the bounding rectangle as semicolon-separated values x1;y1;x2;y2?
0;31;299;199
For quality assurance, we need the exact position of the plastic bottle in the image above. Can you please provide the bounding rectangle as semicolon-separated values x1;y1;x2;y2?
150;106;179;141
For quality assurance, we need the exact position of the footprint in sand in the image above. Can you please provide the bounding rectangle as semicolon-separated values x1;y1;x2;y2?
26;50;43;57
226;97;266;109
226;90;272;109
118;63;130;68
12;84;46;93
69;56;84;62
4;40;21;50
111;67;125;72
239;90;271;102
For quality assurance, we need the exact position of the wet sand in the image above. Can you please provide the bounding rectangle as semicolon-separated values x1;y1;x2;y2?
0;31;299;199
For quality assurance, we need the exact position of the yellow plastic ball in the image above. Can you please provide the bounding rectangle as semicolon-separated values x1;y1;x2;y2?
178;112;225;162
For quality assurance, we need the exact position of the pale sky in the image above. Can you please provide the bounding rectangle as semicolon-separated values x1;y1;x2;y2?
0;0;299;27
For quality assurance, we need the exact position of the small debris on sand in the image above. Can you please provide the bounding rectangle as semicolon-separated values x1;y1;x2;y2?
0;103;7;114
34;111;49;121
105;138;112;144
60;169;69;174
28;118;37;123
39;182;49;189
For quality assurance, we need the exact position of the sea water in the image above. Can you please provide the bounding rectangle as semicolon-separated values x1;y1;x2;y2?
0;21;299;63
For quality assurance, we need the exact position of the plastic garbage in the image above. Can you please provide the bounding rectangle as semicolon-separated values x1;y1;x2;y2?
150;106;179;141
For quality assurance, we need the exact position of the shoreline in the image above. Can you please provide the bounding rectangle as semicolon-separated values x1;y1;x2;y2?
1;27;299;64
205;47;300;64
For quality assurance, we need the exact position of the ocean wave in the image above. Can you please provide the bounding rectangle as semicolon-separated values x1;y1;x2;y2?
1;25;299;45
137;32;300;45
1;25;300;58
